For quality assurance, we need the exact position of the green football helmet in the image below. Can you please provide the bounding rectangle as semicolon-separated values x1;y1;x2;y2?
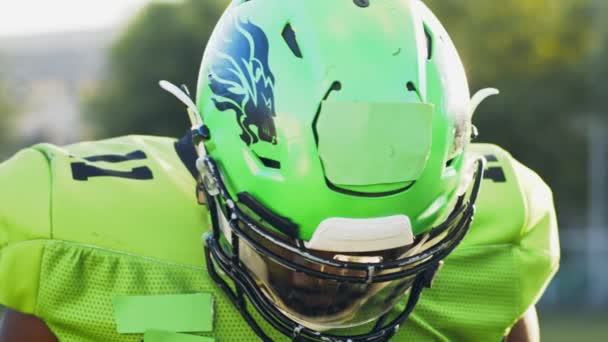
163;0;497;340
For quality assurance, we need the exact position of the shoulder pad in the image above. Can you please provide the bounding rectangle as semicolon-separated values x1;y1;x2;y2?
0;147;52;314
465;143;557;247
33;135;207;267
412;144;560;340
466;143;559;309
0;148;52;242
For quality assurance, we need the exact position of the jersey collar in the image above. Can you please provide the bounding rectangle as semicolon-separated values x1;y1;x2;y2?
174;132;198;180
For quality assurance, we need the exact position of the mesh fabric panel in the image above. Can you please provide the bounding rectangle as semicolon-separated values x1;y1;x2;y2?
395;246;520;341
36;240;525;341
37;240;289;342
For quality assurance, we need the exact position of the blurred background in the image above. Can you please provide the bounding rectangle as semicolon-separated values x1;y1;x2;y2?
0;0;606;339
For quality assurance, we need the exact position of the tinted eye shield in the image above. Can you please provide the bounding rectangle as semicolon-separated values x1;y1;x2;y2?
200;155;484;284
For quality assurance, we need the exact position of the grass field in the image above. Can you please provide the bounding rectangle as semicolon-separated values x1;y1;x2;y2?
540;312;608;341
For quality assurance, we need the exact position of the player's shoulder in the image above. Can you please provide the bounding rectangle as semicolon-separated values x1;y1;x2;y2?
0;135;213;329
0;135;182;225
0;144;58;313
0;146;52;242
0;134;206;264
413;143;559;341
0;147;53;314
471;142;551;190
466;143;556;246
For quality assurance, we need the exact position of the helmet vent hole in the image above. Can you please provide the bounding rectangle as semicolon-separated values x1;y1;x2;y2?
328;81;342;93
259;156;281;169
424;25;433;60
407;81;422;101
253;151;281;169
406;81;417;92
282;23;303;58
353;0;370;8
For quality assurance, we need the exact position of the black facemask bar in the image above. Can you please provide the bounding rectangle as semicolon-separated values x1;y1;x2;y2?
201;156;485;341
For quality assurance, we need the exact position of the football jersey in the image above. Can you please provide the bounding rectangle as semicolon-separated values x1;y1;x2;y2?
0;135;559;341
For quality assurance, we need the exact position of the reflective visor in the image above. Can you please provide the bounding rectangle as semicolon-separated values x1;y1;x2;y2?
237;234;418;329
211;176;476;330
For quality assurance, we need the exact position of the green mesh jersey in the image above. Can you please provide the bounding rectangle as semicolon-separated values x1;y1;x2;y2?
0;135;559;341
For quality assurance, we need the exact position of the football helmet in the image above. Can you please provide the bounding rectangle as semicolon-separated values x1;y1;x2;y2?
162;0;497;340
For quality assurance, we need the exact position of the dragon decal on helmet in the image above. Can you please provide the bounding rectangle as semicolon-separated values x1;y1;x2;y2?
208;19;277;146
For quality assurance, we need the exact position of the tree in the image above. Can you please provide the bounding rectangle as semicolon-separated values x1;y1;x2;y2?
0;76;16;158
425;0;598;218
85;0;228;139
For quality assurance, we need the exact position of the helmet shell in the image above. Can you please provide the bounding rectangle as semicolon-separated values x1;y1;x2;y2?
196;0;471;241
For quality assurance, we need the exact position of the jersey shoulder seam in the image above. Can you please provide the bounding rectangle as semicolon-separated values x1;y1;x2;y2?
31;144;55;240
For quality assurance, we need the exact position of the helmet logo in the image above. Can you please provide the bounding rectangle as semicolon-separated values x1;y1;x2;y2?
209;19;278;146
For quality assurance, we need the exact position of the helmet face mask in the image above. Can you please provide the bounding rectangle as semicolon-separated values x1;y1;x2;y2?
182;0;494;340
201;155;485;340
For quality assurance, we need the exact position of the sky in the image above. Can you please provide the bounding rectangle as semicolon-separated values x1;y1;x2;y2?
0;0;155;37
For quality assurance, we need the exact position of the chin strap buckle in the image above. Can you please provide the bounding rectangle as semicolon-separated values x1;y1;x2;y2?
197;157;220;197
422;261;444;288
366;265;376;284
292;325;304;339
192;124;211;142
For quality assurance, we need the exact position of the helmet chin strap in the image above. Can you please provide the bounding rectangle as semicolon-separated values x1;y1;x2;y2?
457;87;500;193
159;80;212;162
159;80;202;126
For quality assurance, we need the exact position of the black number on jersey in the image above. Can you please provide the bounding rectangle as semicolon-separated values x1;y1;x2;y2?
483;154;507;183
71;150;154;181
